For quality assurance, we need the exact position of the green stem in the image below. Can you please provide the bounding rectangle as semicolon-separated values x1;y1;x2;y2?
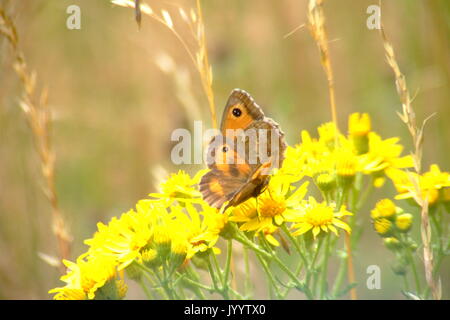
133;262;168;299
243;246;252;298
255;251;282;299
331;250;347;298
211;250;225;284
138;277;154;299
423;210;447;299
223;239;233;289
160;268;177;299
281;223;309;268
207;255;220;291
355;177;374;212
306;236;323;290
209;251;230;299
182;276;213;293
280;256;305;299
234;231;272;260
235;226;314;298
319;234;331;299
183;267;208;299
402;274;410;292
404;243;422;294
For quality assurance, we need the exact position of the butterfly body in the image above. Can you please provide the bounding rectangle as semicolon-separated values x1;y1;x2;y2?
200;89;286;211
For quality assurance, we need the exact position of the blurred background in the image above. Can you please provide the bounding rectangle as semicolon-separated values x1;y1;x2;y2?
0;0;448;299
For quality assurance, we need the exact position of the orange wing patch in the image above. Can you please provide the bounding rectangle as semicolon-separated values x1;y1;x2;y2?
222;103;255;132
208;178;224;197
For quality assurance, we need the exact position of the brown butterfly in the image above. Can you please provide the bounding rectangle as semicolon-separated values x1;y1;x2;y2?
199;89;286;211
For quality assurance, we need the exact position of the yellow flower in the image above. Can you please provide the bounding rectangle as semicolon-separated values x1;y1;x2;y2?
49;254;120;300
169;239;188;269
153;223;172;259
395;213;413;232
85;202;160;270
443;187;450;203
373;218;393;237
348;112;371;137
141;248;159;268
50;288;86;300
348;112;371;154
423;164;450;189
231;174;309;233
335;150;358;187
360;132;413;175
370;199;397;220
261;225;284;247
288;123;359;184
229;198;280;245
295;130;331;177
390;165;450;206
149;169;207;204
115;280;128;299
290;197;352;238
318;122;339;148
279;145;306;182
169;203;222;259
229;198;258;223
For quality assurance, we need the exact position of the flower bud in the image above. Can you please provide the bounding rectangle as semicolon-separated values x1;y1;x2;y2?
441;187;450;213
315;172;336;193
191;252;209;270
154;226;172;260
383;237;401;251
373;218;393;237
125;262;142;281
336;151;357;189
349;113;371;137
94;278;127;300
170;240;188;270
219;221;237;240
373;199;397;220
391;260;408;276
142;248;160;269
115;280;128;300
395;213;413;233
348;113;371;154
405;238;418;252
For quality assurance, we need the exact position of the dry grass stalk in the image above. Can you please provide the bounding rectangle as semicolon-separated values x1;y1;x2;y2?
0;7;71;268
112;0;218;129
134;0;142;28
380;27;441;300
307;0;338;130
307;0;357;300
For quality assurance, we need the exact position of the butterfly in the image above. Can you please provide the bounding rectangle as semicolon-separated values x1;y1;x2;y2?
199;89;286;212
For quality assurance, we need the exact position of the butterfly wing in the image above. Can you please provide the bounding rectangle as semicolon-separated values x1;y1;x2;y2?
222;119;286;209
199;135;253;209
220;89;265;133
200;89;287;210
241;119;286;174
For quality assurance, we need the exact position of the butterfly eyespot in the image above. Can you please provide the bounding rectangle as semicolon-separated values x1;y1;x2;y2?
222;146;228;153
232;108;242;117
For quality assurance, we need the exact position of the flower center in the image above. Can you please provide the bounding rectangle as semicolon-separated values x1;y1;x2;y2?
259;197;286;218
304;206;334;226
